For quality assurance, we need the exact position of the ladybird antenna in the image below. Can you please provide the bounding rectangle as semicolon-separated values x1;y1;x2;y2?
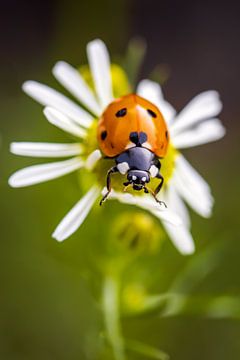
123;183;132;192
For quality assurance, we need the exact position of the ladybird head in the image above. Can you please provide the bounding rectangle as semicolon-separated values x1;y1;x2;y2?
125;170;150;191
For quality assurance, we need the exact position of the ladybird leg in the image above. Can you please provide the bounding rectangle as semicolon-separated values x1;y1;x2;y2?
154;173;164;195
100;166;119;206
153;173;167;208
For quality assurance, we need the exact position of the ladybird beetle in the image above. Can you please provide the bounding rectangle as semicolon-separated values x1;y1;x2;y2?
97;94;169;206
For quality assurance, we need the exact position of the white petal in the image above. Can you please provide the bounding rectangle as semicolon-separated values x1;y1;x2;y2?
172;118;226;149
23;81;93;128
162;221;195;255
9;157;83;188
164;184;190;228
108;190;182;226
87;39;113;109
52;186;100;242
173;155;213;217
170;91;223;135
85;149;102;170
136;79;176;125
53;61;102;116
10;142;83;158
44;107;86;138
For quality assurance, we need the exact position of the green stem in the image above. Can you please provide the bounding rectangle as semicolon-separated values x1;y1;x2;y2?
102;275;125;360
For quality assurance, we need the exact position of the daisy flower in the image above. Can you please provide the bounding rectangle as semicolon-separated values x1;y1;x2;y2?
9;39;225;255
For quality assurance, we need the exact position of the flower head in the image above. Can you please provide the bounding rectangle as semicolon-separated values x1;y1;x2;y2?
9;39;225;254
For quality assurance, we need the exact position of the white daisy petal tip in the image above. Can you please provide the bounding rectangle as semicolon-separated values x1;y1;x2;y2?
180;238;195;255
8;174;18;188
162;221;196;255
8;157;83;188
52;61;66;79
87;38;106;48
52;60;65;71
201;205;213;219
44;106;58;118
44;106;56;118
137;79;163;96
87;38;113;109
22;80;36;94
10;141;83;158
52;186;100;242
10;142;16;154
52;231;63;243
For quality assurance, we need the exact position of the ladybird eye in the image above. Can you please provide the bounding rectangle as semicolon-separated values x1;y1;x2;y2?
116;108;127;117
147;109;157;118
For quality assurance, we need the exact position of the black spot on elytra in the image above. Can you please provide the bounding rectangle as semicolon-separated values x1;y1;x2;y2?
129;131;148;146
101;130;107;140
116;108;127;117
147;109;157;118
165;130;169;140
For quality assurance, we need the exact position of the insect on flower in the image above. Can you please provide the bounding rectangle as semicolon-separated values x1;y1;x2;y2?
98;94;169;207
9;39;225;254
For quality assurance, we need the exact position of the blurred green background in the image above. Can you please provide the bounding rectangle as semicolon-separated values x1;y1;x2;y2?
1;0;240;359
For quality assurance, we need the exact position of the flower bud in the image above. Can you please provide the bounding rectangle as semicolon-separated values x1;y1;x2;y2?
109;211;164;255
